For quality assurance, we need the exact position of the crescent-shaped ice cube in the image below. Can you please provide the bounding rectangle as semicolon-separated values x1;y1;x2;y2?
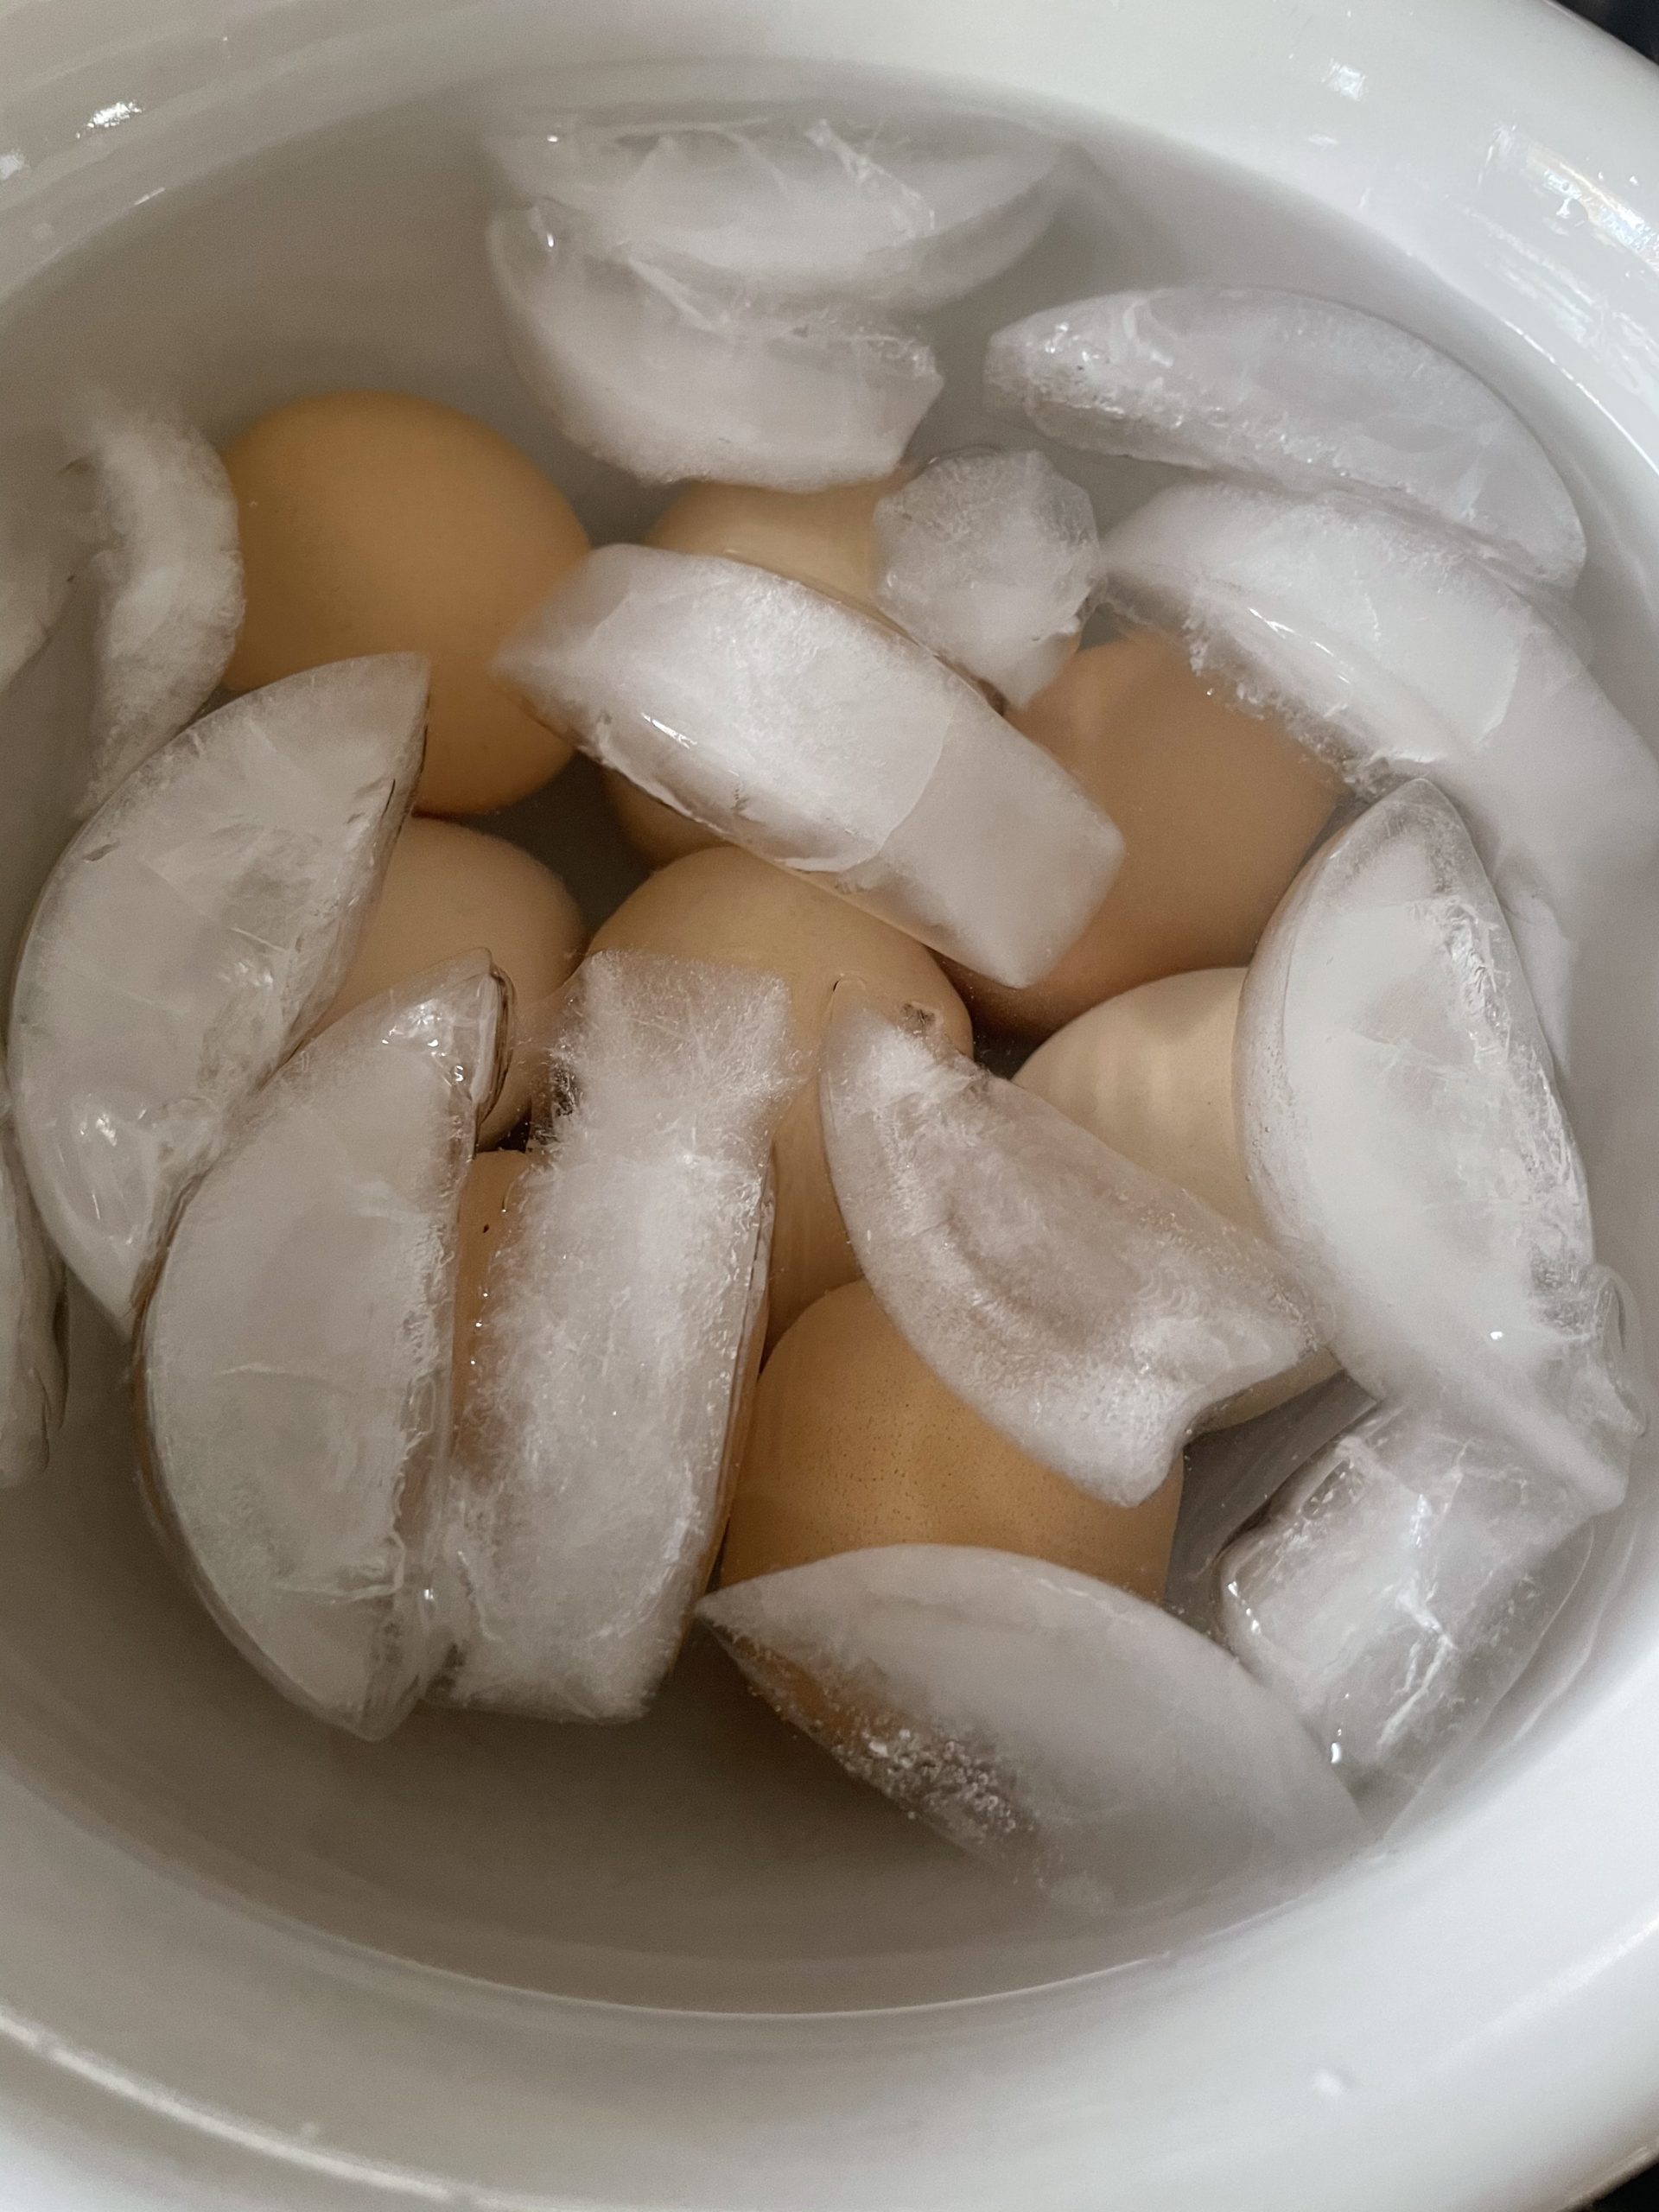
1;1070;65;1489
986;287;1584;594
488;212;942;491
442;951;800;1720
137;957;506;1739
699;1544;1360;1912
1236;780;1644;1511
872;448;1099;706
818;985;1319;1507
1217;1402;1598;1783
9;656;427;1326
498;545;1122;988
75;400;245;815
1095;482;1659;1065
491;113;1064;312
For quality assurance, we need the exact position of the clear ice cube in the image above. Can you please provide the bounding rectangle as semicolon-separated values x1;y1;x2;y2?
488;212;943;491
9;656;427;1327
818;985;1319;1507
74;399;245;816
0;435;78;697
498;544;1122;987
1096;482;1659;1068
0;1067;66;1489
137;957;506;1739
699;1543;1360;1913
1236;779;1645;1510
873;448;1099;705
986;287;1585;594
491;112;1065;311
441;950;801;1722
1218;1402;1596;1783
1165;1370;1374;1632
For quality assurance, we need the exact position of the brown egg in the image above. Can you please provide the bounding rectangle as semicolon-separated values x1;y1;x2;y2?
1017;967;1338;1427
645;473;907;615
947;632;1342;1038
326;817;586;1143
223;391;589;815
1017;969;1259;1232
452;1148;531;1426
601;771;725;868
590;848;971;1342
721;1282;1182;1600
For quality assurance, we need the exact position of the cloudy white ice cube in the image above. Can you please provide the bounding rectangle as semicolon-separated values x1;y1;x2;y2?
873;449;1098;705
819;986;1319;1508
987;287;1585;594
491;112;1065;312
137;957;506;1738
9;656;426;1326
1218;1402;1598;1783
442;951;799;1721
1096;481;1659;1065
74;399;245;815
499;545;1122;987
700;1544;1359;1913
488;212;942;491
1236;779;1643;1510
0;1071;65;1489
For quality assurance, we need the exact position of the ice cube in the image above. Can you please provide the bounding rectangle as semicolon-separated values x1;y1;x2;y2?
498;545;1122;988
1096;482;1659;1068
986;287;1585;594
74;400;245;815
491;112;1065;311
488;212;942;491
0;437;78;698
872;448;1099;705
9;656;427;1327
699;1543;1359;1912
1236;780;1644;1509
440;951;800;1720
0;1068;66;1488
1164;1370;1374;1631
818;985;1319;1507
1218;1402;1596;1783
137;957;506;1739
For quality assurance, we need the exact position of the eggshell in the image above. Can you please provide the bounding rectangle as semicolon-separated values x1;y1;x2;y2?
223;391;589;814
721;1282;1183;1599
590;848;971;1341
325;817;585;1142
1017;967;1338;1426
950;632;1341;1036
645;473;907;614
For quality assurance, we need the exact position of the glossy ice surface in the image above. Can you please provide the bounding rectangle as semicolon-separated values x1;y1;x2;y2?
872;448;1097;704
988;286;1585;592
499;544;1122;984
701;1544;1359;1913
820;985;1319;1506
8;656;426;1325
138;957;505;1739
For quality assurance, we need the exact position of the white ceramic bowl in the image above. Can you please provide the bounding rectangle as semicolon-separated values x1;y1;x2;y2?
4;2;1659;2206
